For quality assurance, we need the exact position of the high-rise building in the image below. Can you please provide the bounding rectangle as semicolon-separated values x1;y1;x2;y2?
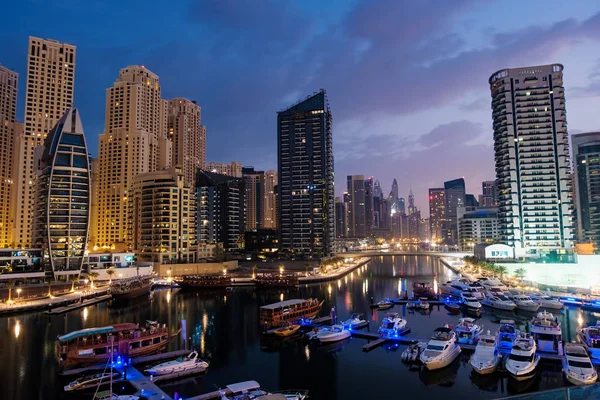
419;218;431;242
572;132;600;249
242;166;265;230
458;208;500;251
465;194;479;208
167;98;206;188
347;175;366;237
428;188;445;241
364;177;374;235
443;178;466;245
131;167;196;264
197;170;245;251
32;108;90;279
94;66;170;250
480;181;498;207
408;210;421;239
0;65;20;247
373;180;383;199
14;37;76;248
206;161;243;177
335;197;347;238
490;64;574;256
277;90;334;257
398;197;406;215
389;178;398;213
264;170;277;229
407;189;416;215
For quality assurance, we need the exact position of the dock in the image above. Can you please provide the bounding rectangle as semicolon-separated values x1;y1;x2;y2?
188;388;233;400
120;362;171;400
263;315;333;335
44;294;112;315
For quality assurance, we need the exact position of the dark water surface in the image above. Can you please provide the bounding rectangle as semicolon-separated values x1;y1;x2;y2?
2;256;598;400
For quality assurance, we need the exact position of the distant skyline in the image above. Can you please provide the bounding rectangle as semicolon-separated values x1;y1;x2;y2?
1;1;600;214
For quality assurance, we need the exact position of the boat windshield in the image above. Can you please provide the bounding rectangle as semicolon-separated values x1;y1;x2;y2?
176;356;185;362
509;353;534;362
497;295;511;301
426;344;444;351
568;360;592;368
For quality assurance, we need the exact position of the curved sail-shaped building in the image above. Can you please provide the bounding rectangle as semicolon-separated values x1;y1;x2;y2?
33;108;90;279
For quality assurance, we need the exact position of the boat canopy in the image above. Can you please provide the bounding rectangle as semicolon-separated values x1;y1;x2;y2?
434;327;452;333
58;323;138;342
260;299;307;310
226;380;261;393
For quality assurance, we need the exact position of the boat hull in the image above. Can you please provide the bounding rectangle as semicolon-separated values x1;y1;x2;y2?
506;356;540;381
565;372;598;386
346;321;368;329
318;331;351;343
482;301;516;311
421;346;461;370
112;284;152;301
516;304;540;312
470;358;499;375
147;362;208;376
537;301;563;310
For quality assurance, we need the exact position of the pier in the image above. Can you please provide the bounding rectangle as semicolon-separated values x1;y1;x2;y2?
44;294;112;315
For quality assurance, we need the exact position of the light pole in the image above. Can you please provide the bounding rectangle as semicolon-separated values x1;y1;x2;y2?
16;288;22;300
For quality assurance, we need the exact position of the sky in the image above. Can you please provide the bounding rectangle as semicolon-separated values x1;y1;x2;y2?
2;0;600;216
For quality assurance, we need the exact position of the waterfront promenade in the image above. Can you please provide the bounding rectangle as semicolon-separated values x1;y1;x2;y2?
0;285;110;315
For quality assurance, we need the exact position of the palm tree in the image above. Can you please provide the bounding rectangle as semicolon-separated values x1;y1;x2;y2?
496;265;508;280
304;262;312;277
106;267;116;284
45;277;54;297
514;268;527;280
6;280;15;304
88;272;99;288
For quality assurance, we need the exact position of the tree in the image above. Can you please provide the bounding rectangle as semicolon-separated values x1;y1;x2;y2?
496;265;508;280
45;277;54;297
6;280;15;303
88;272;99;288
514;268;527;280
106;267;116;284
304;262;312;276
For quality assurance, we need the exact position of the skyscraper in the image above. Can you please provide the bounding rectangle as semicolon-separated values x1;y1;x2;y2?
480;181;498;207
443;178;466;245
364;177;374;235
0;65;20;247
33;108;90;279
490;64;573;256
277;90;334;257
407;189;416;215
14;37;76;248
93;66;170;250
572;132;600;249
428;188;445;241
167;98;206;189
264;170;277;229
389;178;399;213
398;197;406;215
347;175;366;237
206;161;243;177
242;166;265;230
335;197;347;238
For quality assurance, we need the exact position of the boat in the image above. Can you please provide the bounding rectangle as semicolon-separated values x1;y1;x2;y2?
152;278;179;288
455;317;484;344
460;292;482;310
466;285;485;300
378;312;409;338
371;298;393;310
317;324;351;343
259;299;323;329
444;301;461;314
577;321;600;360
110;275;153;301
497;320;518;350
413;282;437;299
510;294;541;312
94;391;139;400
562;343;598;386
401;342;426;362
505;333;540;381
529;293;563;310
417;297;430;310
341;313;368;329
173;274;232;290
530;310;563;355
419;326;462;370
580;300;600;312
56;321;180;366
305;327;330;341
478;278;508;292
253;273;299;288
470;332;500;375
274;322;301;337
64;372;121;391
439;280;471;297
145;350;209;375
481;292;516;311
219;381;309;400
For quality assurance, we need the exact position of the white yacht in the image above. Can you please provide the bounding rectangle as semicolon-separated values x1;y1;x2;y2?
577;321;600;360
455;317;484;344
497;320;518;350
419;326;462;370
470;332;500;375
145;350;209;375
505;334;540;381
417;297;430;310
64;372;121;392
562;343;598;386
378;313;408;337
219;381;308;400
530;293;563;310
460;292;482;310
465;286;485;300
481;292;517;311
341;313;368;329
317;324;351;343
440;280;471;297
478;278;508;291
511;294;541;312
530;311;563;355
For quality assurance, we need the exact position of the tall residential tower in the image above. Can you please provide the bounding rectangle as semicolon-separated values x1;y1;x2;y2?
572;132;600;250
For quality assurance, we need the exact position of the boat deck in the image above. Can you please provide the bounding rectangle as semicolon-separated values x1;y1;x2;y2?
44;294;112;315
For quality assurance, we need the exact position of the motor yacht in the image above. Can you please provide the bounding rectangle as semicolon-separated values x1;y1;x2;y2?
481;292;516;311
577;321;600;360
529;293;563;310
444;300;461;314
511;294;541;312
419;326;462;370
401;342;426;362
455;317;484;344
305;327;329;341
219;381;308;400
530;311;563;355
562;343;598;386
378;313;409;338
440;280;471;297
460;292;482;310
317;324;351;343
497;320;518;350
466;284;485;300
145;350;208;375
479;278;508;292
371;298;394;310
341;313;368;329
505;334;540;381
470;332;500;375
64;372;121;392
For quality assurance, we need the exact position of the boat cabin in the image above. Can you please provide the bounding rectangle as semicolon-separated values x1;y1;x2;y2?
259;299;322;328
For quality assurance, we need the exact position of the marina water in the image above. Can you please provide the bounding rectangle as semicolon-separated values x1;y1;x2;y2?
1;256;596;399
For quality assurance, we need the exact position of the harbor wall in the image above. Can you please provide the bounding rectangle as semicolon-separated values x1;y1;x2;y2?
155;260;238;276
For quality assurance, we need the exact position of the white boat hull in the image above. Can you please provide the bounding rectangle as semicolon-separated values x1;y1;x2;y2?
482;300;516;311
506;355;540;381
516;303;540;312
565;372;598;386
537;301;563;310
470;358;499;375
318;330;351;343
421;345;461;370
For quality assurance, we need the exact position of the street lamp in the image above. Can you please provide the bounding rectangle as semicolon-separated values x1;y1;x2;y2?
279;265;284;276
16;288;22;299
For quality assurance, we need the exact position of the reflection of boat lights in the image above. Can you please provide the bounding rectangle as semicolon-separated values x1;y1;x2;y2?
338;280;341;289
223;296;227;302
577;313;584;326
397;280;402;296
328;284;332;295
202;312;208;328
83;307;88;321
433;278;438;294
280;292;284;302
166;291;171;304
344;276;348;284
14;321;20;339
304;345;310;361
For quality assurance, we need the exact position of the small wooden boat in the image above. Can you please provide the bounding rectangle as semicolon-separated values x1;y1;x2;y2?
260;298;323;328
371;298;393;310
274;322;300;337
253;273;299;288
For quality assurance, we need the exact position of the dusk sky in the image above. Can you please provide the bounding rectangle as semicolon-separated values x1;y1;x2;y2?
2;0;600;215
